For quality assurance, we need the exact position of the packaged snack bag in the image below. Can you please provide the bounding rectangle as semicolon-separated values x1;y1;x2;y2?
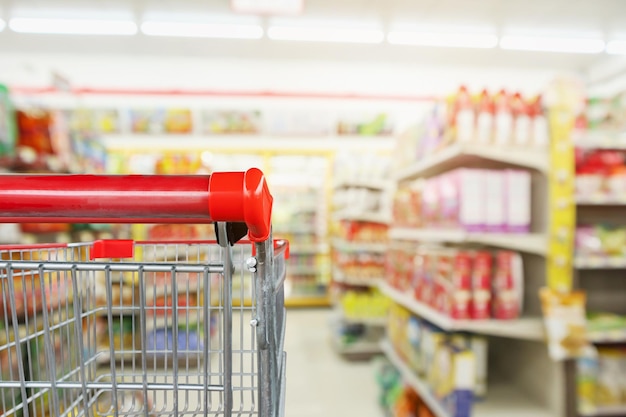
540;288;588;360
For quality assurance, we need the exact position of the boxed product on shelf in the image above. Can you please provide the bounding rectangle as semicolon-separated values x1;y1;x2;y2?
576;148;626;201
336;113;393;136
386;244;416;291
393;181;423;228
576;224;626;259
586;312;626;341
129;108;193;134
201;109;262;135
341;289;390;320
578;345;626;413
403;246;523;321
334;250;385;280
540;288;588;360
389;303;484;414
492;251;524;320
405;168;531;233
337;220;388;243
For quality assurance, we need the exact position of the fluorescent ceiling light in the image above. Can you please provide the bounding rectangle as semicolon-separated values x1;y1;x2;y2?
267;25;384;44
141;21;263;39
500;35;605;54
9;17;137;35
231;0;303;15
387;31;497;49
607;40;626;55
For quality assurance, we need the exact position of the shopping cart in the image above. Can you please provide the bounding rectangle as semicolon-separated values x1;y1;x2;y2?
0;168;287;417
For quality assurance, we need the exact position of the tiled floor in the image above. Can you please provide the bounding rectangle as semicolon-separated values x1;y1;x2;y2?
284;309;382;417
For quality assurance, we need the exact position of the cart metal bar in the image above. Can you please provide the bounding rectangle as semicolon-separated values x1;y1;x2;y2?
0;262;223;273
0;168;273;242
217;223;234;417
0;381;225;391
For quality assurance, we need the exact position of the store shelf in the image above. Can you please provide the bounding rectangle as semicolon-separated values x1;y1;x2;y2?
382;340;553;417
580;406;626;416
285;296;331;308
380;339;449;417
379;281;545;341
587;331;626;344
333;268;381;287
331;238;387;253
389;227;547;256
575;256;626;269
102;134;397;152
577;196;626;206
394;143;549;182
334;211;392;224
333;178;390;191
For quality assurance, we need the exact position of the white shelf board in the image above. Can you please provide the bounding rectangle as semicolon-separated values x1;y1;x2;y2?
382;340;554;417
334;211;392;224
580;405;626;416
379;281;545;341
380;339;449;417
394;143;549;181
288;266;320;275
389;227;547;256
575;256;626;269
577;196;626;205
103;134;396;152
333;178;390;191
588;331;626;344
331;238;388;253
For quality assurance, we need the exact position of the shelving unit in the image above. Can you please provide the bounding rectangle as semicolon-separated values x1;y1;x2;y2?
388;228;547;256
580;406;626;417
382;89;574;417
394;142;549;182
380;340;554;417
379;281;545;341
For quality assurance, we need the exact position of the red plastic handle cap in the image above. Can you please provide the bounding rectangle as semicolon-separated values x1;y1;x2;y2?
91;239;135;260
208;168;273;242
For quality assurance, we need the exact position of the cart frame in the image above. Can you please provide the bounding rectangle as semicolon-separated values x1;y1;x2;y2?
0;168;286;417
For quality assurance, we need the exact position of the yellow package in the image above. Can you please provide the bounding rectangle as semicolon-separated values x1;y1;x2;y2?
540;287;588;360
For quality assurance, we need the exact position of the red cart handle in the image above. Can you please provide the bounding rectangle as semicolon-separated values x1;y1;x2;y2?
0;168;273;242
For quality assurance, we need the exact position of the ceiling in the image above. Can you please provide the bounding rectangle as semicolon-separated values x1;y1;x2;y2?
0;0;625;71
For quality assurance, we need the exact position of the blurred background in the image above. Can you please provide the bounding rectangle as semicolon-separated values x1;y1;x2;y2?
0;0;626;417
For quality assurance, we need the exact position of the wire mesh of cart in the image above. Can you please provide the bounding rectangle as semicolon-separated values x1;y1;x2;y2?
0;169;287;417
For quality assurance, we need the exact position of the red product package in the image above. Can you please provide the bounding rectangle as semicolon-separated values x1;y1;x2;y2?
493;251;524;319
421;251;436;306
471;251;492;319
450;252;472;319
434;251;454;314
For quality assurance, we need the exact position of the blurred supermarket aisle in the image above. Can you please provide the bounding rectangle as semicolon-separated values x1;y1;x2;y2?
284;309;381;417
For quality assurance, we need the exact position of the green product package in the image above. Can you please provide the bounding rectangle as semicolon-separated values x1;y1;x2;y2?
0;84;17;157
